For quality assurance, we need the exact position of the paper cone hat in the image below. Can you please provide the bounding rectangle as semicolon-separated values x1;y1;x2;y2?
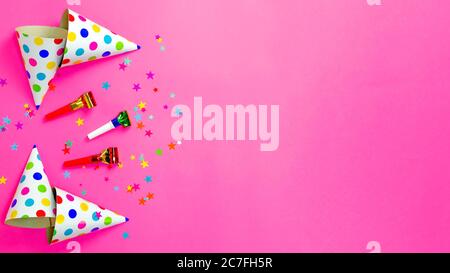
16;26;67;109
5;145;56;228
47;187;128;244
59;9;140;67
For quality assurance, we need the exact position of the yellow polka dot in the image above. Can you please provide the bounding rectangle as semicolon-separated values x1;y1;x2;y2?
73;60;82;65
68;32;76;42
56;214;65;224
34;37;43;45
46;61;56;70
80;202;88;211
92;24;100;32
41;198;51;207
88;56;97;61
10;210;18;218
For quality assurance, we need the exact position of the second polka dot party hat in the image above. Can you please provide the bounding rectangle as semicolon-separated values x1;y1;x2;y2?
15;27;67;110
5;145;56;228
48;187;128;244
4;145;128;244
59;9;140;67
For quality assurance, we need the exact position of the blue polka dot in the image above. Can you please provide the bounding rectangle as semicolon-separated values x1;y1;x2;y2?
92;212;99;221
39;50;49;58
102;51;111;57
23;44;30;53
68;209;77;219
80;28;89;38
36;73;46;81
20;175;26;183
11;199;17;208
104;35;112;44
37;154;41;161
26;71;30;79
64;228;73;236
75;48;84;56
33;172;42;180
25;198;34;207
91;227;99;232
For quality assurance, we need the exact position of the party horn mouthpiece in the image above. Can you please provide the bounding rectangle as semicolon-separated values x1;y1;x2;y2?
45;91;97;120
87;111;131;140
63;147;119;168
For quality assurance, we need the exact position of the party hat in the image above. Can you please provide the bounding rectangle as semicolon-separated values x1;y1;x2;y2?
15;26;67;109
59;9;140;67
47;187;128;244
5;145;56;228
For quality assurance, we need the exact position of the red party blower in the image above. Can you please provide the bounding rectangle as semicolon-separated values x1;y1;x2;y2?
63;147;119;168
45;91;97;120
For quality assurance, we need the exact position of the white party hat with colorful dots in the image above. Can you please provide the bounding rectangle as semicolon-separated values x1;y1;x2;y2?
5;145;56;228
47;187;129;244
59;9;140;67
15;26;67;110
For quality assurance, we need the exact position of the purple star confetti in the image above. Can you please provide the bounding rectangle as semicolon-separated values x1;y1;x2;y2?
132;83;141;92
146;71;155;80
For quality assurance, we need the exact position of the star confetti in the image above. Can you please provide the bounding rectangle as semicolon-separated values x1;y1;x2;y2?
145;130;153;137
146;71;155;80
130;154;136;160
139;198;146;205
119;62;127;71
126;185;133;192
148;114;154;120
140;160;149;168
123;58;132;65
10;143;18;151
118;162;123;169
132;183;140;191
144;176;152;183
15;121;23;130
76;118;84;126
137;122;145;130
114;186;119;191
138;101;146;110
153;87;158;93
146;193;154;200
134;113;142;121
132;83;142;92
3;116;11;124
0;176;7;185
155;34;163;43
169;92;176;98
65;140;73;148
48;81;56;91
155;149;163;156
168;143;176;150
63;171;71;179
163;104;168;110
122;232;129;239
62;144;71;154
102;81;111;90
0;78;7;87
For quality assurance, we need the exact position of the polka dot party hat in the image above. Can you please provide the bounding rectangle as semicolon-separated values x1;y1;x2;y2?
15;26;67;110
59;9;140;67
47;187;129;244
5;145;56;229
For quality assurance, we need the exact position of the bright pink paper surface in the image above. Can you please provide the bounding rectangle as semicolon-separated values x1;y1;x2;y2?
1;0;450;252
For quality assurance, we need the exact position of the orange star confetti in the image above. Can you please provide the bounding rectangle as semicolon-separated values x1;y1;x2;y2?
137;122;145;129
146;193;154;200
168;143;176;150
138;198;146;205
127;185;133;192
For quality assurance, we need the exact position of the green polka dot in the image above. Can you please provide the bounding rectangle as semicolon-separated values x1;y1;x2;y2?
53;229;56;236
32;84;41;92
26;162;34;170
64;47;68;54
23;33;29;37
115;41;124;50
21;215;29;219
38;185;47;193
104;216;112;225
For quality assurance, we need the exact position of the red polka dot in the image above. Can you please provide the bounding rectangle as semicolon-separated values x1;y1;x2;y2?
62;59;71;65
51;239;59;244
56;195;63;204
36;210;46;217
68;14;75;22
54;38;63;45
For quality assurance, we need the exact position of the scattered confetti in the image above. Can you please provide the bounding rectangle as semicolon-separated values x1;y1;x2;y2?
177;140;182;145
123;58;132;65
145;130;153;137
155;34;163;43
134;113;142;121
153;87;158;93
144;176;152;183
104;176;109;182
117;162;123;169
140;160;149;168
76;117;84;126
65;140;73;148
10;143;18;151
155;148;163;156
132;83;141;92
81;190;87;196
0;176;7;185
113;186;119;191
132;183;140;191
169;92;176;98
148;114;154;120
119;62;127;71
138;198;145;205
130;154;136;160
126;185;133;192
138;101;146;110
146;71;155;80
160;45;166;52
0;78;7;87
62;144;71;155
163;104;168;110
15;121;23;130
102;81;111;90
122;232;129;239
137;121;145;129
64;170;71;179
168;143;176;150
48;81;56;91
3;116;11;124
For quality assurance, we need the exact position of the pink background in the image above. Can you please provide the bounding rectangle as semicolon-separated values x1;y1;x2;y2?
1;0;450;253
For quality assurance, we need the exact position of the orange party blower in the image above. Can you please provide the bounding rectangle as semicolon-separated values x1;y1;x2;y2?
45;91;96;120
63;147;119;168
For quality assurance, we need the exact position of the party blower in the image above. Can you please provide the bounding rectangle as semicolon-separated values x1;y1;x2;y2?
63;147;119;167
87;111;131;140
44;91;97;120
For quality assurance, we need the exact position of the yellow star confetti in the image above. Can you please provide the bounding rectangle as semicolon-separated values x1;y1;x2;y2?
140;160;149;168
23;103;29;109
126;185;133;192
76;118;84;126
0;176;7;185
118;162;123;169
130;154;136;160
138;101;147;110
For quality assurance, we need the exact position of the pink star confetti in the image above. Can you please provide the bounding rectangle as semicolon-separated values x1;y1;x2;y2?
119;63;127;71
132;83;141;92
